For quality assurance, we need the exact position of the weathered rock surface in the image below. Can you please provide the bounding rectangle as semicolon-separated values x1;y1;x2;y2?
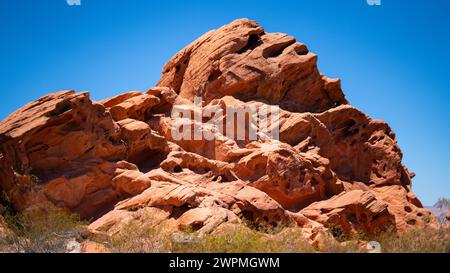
0;19;436;245
157;19;347;113
300;190;395;236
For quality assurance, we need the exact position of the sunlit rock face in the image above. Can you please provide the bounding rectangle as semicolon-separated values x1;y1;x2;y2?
0;19;436;242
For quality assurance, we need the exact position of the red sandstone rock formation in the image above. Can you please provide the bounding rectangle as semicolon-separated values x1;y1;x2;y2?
0;19;437;243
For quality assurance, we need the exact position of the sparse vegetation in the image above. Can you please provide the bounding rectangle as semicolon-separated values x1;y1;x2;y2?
0;202;87;253
105;212;450;253
1;206;449;253
372;226;450;253
172;225;316;253
108;212;173;253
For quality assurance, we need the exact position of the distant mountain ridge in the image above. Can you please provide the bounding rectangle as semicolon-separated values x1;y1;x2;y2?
426;198;449;224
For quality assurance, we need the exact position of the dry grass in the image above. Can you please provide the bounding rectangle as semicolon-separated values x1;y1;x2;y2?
107;217;450;253
1;205;449;253
0;202;86;253
108;213;173;253
171;225;316;253
372;227;449;253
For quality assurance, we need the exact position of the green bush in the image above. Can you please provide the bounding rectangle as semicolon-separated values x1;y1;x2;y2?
0;202;86;253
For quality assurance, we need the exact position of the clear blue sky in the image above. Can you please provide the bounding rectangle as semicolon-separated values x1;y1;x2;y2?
1;0;449;205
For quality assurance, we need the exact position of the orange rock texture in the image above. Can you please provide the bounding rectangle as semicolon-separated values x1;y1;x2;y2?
0;19;437;242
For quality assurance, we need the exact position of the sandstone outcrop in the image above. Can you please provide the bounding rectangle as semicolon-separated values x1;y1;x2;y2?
300;190;395;236
0;19;436;245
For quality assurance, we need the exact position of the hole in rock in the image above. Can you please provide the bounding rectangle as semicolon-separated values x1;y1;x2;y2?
406;219;416;226
334;164;354;181
263;40;296;58
335;119;356;130
173;165;183;173
49;101;72;116
342;128;359;139
309;177;320;188
404;206;413;213
237;33;263;54
295;47;309;56
329;225;345;241
371;213;381;222
190;222;204;231
239;210;283;232
130;149;167;173
241;210;255;223
263;47;283;58
212;175;230;183
347;214;357;223
170;204;191;220
208;69;222;82
320;208;332;214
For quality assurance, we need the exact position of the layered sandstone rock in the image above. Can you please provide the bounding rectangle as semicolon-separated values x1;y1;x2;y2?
0;19;436;245
300;190;395;236
157;19;347;113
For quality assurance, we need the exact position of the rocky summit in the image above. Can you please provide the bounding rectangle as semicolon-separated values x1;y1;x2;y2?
0;19;438;247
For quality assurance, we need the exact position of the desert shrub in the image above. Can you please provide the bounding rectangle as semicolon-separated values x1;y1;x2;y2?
174;223;450;253
1;202;86;253
3;200;449;253
317;237;362;253
109;215;173;253
0;216;12;252
172;224;318;253
372;226;449;253
108;217;316;253
108;216;449;253
173;225;271;253
239;216;290;235
268;228;316;253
